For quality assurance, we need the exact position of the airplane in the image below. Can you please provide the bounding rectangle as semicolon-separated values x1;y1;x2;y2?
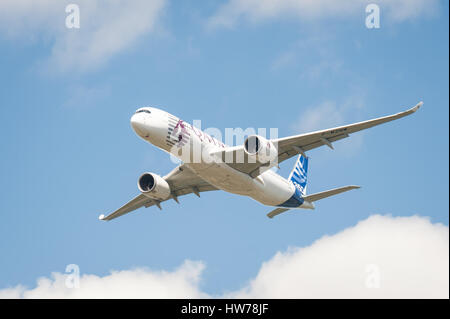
99;101;422;221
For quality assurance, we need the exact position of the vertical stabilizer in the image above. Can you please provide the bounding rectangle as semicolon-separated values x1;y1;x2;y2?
288;154;308;196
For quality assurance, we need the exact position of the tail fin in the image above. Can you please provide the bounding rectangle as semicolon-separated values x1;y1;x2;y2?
288;154;308;196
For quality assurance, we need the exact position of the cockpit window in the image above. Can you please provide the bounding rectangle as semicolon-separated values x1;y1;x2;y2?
135;109;151;114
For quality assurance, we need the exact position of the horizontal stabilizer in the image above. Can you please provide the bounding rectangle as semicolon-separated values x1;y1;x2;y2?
303;185;360;202
267;207;290;219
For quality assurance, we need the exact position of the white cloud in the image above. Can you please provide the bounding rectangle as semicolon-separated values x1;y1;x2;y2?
270;34;344;82
290;94;367;156
293;100;345;133
1;215;447;299
0;260;207;299
0;0;166;72
63;84;111;109
230;215;449;298
208;0;439;29
292;95;365;133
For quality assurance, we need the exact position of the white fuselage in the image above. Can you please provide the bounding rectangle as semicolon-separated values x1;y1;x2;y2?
130;107;301;208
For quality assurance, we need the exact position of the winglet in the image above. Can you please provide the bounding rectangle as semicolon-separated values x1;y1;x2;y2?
267;207;289;218
410;101;423;113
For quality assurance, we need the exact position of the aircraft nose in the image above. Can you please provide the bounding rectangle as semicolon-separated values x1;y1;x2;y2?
130;113;148;137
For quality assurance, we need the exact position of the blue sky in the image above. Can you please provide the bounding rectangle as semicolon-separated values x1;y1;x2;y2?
0;0;448;297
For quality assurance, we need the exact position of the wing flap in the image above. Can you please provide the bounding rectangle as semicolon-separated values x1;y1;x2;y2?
210;148;274;177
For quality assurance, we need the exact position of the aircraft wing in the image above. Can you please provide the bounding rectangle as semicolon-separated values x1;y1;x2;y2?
213;102;422;178
99;164;218;221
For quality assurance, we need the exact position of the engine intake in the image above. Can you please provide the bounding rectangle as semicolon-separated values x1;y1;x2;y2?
244;135;277;164
138;172;171;200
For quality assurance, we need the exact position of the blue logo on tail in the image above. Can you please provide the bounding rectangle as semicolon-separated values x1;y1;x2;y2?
289;155;308;196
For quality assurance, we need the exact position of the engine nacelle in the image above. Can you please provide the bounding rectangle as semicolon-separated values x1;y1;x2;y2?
137;172;171;200
243;135;278;164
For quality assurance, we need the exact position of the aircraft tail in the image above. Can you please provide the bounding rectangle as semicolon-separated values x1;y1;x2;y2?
267;185;360;218
267;155;360;218
288;154;308;196
303;185;360;202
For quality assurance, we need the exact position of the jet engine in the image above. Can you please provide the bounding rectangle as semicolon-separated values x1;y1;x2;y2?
243;135;277;164
137;172;171;200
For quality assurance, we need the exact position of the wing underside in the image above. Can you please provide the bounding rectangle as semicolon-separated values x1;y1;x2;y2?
214;102;422;177
99;165;217;221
